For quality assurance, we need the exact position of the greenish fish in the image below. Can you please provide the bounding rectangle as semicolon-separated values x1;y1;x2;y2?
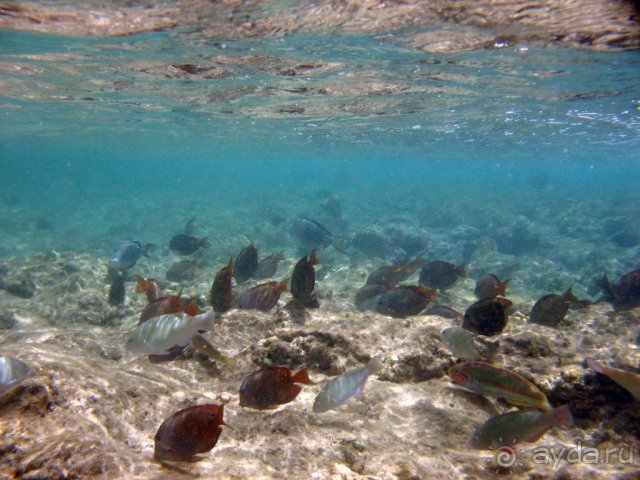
192;334;236;369
449;362;552;412
588;358;640;400
313;356;383;413
441;327;480;361
126;311;216;356
468;404;573;449
0;355;30;395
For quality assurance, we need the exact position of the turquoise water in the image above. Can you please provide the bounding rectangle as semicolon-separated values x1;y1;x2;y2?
1;29;639;293
2;15;640;480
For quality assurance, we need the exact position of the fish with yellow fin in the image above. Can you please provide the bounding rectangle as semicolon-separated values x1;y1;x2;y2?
588;358;640;400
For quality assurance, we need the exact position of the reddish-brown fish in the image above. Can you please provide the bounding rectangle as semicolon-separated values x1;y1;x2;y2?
239;366;312;410
210;258;234;313
154;404;227;462
290;249;320;308
139;289;184;325
366;256;424;287
136;276;163;302
375;285;438;318
239;279;288;311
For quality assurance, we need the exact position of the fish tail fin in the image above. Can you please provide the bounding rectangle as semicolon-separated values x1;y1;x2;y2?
499;279;510;295
597;273;615;298
276;278;289;290
135;275;147;293
142;243;156;257
309;249;320;265
587;358;604;374
367;356;384;374
196;311;217;331
292;369;313;385
226;257;234;276
551;404;574;428
563;285;577;302
183;299;203;316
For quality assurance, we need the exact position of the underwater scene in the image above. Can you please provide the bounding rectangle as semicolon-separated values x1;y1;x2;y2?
1;1;640;479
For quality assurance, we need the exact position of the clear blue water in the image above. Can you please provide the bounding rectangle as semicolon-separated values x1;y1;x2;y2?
1;28;639;297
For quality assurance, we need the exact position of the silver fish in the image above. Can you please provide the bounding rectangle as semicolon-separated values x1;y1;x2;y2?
441;327;480;361
313;356;383;413
0;355;30;395
126;311;216;356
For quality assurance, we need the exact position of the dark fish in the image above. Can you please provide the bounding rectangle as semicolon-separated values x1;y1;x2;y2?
165;260;204;282
169;234;208;256
424;305;464;320
600;268;640;311
529;287;577;327
139;290;183;325
254;252;285;279
355;284;392;310
290;250;320;308
291;217;347;252
108;271;126;306
136;276;163;302
210;258;234;313
109;241;154;271
366;256;424;287
239;366;312;410
239;279;288;311
4;279;36;299
468;405;573;450
462;297;512;336
375;285;438;318
474;274;509;300
419;261;466;290
235;244;258;283
154;404;227;462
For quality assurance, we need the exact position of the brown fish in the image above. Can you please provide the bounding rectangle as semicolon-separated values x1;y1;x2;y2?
165;260;204;282
136;276;162;302
290;250;320;308
210;258;234;313
462;297;512;336
599;269;640;312
154;404;227;462
239;366;312;410
169;234;209;256
474;274;509;300
139;289;184;325
375;285;438;318
235;244;258;283
239;279;288;311
366;256;424;287
529;287;577;327
355;284;392;310
254;252;285;279
419;261;466;290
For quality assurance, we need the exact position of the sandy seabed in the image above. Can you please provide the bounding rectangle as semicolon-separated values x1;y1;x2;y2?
0;251;639;480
